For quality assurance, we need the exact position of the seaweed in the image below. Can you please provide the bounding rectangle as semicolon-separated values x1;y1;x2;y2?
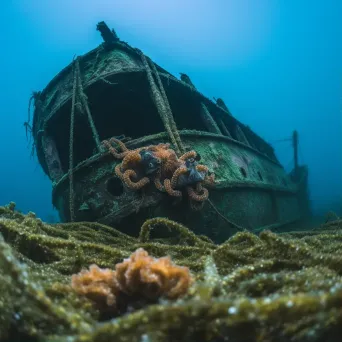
1;202;342;341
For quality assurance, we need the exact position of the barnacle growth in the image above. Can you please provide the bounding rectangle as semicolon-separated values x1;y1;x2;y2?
1;203;342;341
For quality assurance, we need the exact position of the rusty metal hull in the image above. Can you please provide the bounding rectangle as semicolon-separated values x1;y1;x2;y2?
51;131;307;241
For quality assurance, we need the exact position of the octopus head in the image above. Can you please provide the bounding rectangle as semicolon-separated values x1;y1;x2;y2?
178;158;206;187
140;150;161;175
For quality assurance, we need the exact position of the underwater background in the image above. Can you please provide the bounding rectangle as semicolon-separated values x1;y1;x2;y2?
0;0;341;220
1;2;342;341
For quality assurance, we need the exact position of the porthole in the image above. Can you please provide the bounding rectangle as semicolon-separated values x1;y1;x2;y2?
106;177;124;196
240;167;247;178
257;171;263;181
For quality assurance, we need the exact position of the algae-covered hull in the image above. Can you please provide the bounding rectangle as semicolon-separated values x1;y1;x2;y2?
31;22;310;241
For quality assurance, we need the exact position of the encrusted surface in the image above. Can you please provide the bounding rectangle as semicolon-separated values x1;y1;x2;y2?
52;132;297;240
0;203;342;341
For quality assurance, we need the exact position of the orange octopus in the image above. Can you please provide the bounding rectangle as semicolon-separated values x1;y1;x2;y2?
102;137;215;208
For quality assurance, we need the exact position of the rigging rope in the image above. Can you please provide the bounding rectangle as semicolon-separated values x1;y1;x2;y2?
25;92;41;155
69;57;78;222
75;59;102;152
148;57;185;154
271;137;292;144
207;199;244;231
68;56;106;222
139;50;183;155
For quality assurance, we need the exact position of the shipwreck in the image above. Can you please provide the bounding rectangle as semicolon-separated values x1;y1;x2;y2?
30;22;310;241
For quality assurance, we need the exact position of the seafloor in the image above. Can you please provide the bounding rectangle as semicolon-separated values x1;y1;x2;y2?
0;202;342;342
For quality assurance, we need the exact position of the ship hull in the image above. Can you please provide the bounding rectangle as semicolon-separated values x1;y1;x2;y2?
31;24;310;242
51;131;304;241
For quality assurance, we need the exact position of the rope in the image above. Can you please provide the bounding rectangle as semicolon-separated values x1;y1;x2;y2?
208;199;245;231
69;58;78;222
271;137;292;144
140;52;244;229
216;118;232;137
25;92;41;154
200;103;222;135
138;50;182;155
75;58;102;152
26;93;35;133
148;57;185;154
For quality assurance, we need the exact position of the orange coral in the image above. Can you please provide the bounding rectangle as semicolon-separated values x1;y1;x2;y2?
115;248;193;300
71;248;193;315
71;264;118;311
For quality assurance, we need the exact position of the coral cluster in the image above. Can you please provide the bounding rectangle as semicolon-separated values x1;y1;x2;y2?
102;137;215;208
71;264;118;312
2;204;342;341
72;248;193;314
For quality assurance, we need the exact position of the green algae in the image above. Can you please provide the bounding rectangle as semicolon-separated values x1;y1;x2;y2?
1;203;342;341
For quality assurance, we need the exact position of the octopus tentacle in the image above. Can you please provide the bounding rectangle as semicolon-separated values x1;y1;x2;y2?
102;139;128;159
154;169;165;192
104;138;213;208
190;199;205;211
164;179;182;197
203;173;215;187
123;170;150;190
148;143;171;152
196;164;208;173
170;166;188;189
109;137;129;152
121;151;142;171
187;183;209;202
114;163;124;180
179;150;197;161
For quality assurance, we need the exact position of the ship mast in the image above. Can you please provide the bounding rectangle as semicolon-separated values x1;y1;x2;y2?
292;130;299;173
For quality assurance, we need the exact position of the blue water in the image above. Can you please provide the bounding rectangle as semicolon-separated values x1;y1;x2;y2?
0;1;341;222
